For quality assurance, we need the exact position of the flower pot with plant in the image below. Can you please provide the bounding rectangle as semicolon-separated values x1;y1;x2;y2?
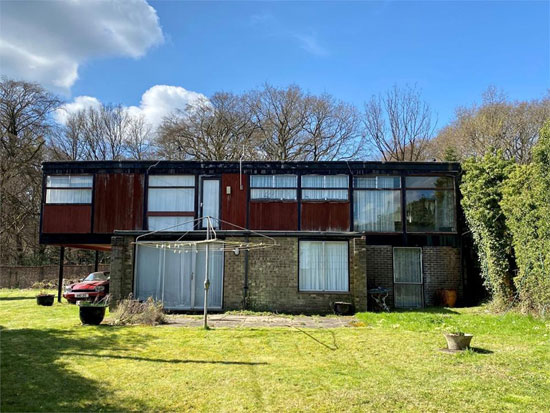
78;295;110;325
36;291;55;306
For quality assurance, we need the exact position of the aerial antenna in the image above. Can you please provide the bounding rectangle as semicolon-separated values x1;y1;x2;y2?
239;145;245;190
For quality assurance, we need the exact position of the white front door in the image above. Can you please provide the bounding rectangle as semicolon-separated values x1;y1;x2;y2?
201;178;220;228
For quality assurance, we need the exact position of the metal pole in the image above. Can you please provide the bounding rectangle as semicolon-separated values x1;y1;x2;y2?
94;250;99;272
203;216;211;329
57;246;64;303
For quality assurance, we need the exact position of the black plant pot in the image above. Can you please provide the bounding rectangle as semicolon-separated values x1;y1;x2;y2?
332;301;355;315
37;295;55;306
79;306;106;325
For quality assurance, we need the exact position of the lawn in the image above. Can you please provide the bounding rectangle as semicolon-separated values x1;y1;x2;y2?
1;289;549;412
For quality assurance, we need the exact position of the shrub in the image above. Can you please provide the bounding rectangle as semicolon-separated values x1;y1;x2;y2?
461;151;516;308
110;295;166;326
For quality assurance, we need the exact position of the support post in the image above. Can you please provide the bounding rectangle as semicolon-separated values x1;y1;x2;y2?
57;246;65;303
94;250;99;272
203;217;211;329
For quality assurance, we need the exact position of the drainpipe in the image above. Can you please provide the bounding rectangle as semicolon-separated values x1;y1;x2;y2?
243;234;249;309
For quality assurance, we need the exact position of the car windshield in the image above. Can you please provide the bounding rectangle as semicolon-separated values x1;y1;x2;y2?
84;272;110;281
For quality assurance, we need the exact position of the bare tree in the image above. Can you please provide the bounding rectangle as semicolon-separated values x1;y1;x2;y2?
363;84;436;161
157;93;257;161
0;78;60;264
247;84;310;160
428;87;550;163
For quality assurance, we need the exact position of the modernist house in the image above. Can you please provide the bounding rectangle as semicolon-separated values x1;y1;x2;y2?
40;160;465;313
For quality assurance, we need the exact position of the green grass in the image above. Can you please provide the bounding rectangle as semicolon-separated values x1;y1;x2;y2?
1;289;549;412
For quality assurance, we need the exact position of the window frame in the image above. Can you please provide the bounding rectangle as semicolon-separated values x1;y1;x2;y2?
45;174;93;205
352;175;402;233
298;239;350;293
393;247;424;309
301;174;349;202
250;174;298;202
404;174;457;234
146;174;196;231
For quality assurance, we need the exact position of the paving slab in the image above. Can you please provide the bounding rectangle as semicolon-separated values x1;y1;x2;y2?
163;314;358;328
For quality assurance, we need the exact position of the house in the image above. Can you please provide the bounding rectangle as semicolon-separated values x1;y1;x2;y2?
40;160;464;313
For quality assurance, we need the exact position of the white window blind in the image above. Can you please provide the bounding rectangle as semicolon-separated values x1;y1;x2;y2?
250;175;297;200
45;175;93;204
148;175;195;232
302;175;348;201
299;241;348;292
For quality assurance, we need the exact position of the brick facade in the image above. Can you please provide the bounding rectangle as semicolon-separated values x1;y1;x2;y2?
110;236;462;312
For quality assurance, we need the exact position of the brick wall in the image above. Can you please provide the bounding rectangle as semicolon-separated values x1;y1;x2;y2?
223;236;367;314
110;235;135;308
422;246;462;306
0;264;110;289
365;246;394;308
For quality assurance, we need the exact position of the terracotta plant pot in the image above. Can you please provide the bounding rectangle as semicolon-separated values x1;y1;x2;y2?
440;289;457;307
36;294;55;306
444;333;473;350
79;306;106;325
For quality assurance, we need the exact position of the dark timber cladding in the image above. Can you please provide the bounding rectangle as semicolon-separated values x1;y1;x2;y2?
221;173;247;229
42;204;92;233
301;202;350;231
249;202;299;230
93;173;144;233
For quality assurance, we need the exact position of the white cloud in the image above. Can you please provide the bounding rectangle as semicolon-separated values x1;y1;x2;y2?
56;85;208;130
0;0;163;93
293;33;329;57
55;96;102;124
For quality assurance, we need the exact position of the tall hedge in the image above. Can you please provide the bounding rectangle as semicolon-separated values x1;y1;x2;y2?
461;152;515;307
501;122;550;315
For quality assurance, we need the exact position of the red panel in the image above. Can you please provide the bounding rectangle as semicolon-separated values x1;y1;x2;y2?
42;205;91;233
93;173;144;233
221;174;248;229
301;202;350;231
249;202;298;230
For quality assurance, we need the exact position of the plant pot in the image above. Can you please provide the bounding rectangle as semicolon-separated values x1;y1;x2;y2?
332;301;355;316
79;306;106;325
444;333;473;350
36;294;55;306
440;289;457;307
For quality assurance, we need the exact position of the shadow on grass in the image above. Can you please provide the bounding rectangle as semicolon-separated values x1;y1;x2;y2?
0;326;152;412
469;347;494;354
60;352;269;365
0;296;36;301
396;307;461;315
293;328;338;351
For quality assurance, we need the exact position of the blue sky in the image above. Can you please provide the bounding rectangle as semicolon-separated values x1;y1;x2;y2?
2;1;549;128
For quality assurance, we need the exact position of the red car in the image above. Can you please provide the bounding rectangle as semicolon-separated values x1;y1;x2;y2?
63;271;110;304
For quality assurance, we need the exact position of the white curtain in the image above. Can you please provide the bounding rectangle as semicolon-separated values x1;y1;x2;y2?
435;190;455;231
299;241;348;292
354;176;400;189
302;175;348;200
354;190;401;231
393;248;423;308
46;189;92;204
250;189;296;200
250;175;297;200
135;242;224;309
148;188;194;212
47;175;92;188
148;217;194;231
149;175;194;187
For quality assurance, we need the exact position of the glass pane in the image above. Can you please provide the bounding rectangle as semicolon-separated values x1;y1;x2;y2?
149;175;194;187
250;175;273;188
148;188;194;212
251;175;297;188
354;176;400;189
302;175;348;188
202;180;220;228
405;176;454;189
250;188;297;200
299;241;324;291
353;190;402;232
324;241;348;292
302;189;348;201
135;244;162;302
274;175;297;187
148;216;194;231
394;284;423;308
393;248;422;283
47;175;92;188
46;189;92;204
194;243;224;309
406;190;456;232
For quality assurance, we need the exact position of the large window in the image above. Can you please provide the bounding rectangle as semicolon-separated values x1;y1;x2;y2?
147;175;195;231
299;241;348;292
405;176;455;232
393;247;423;308
353;176;402;232
302;175;348;201
250;175;297;200
45;175;92;204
